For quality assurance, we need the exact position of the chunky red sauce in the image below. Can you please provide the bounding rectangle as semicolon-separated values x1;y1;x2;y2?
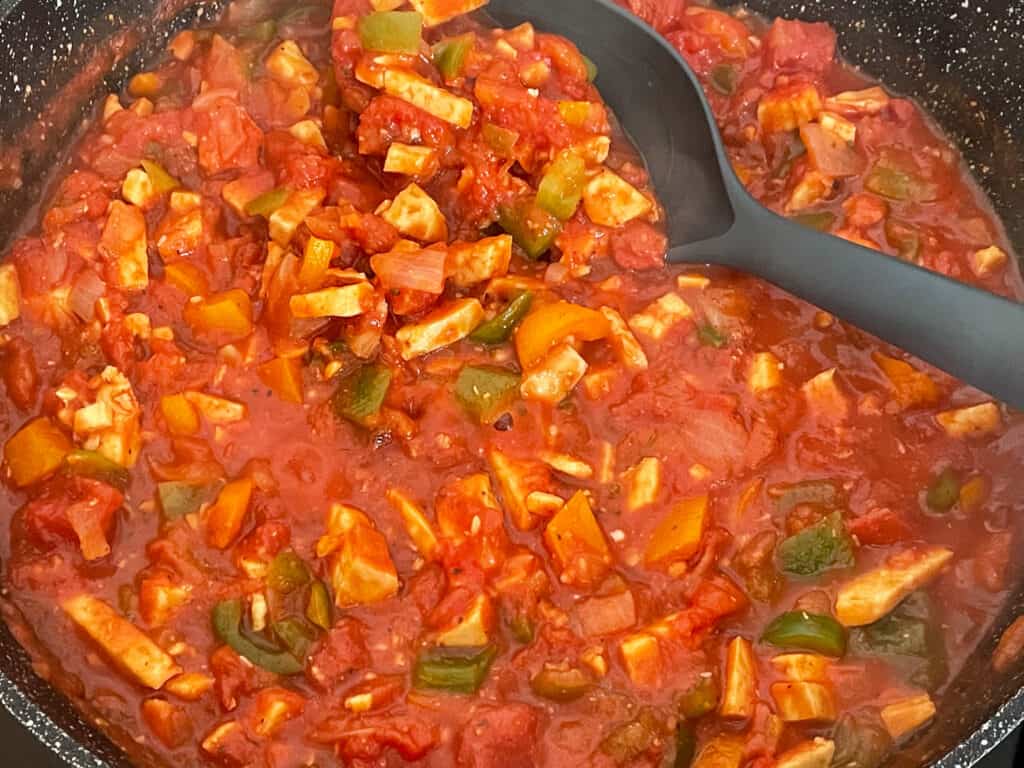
0;1;1022;767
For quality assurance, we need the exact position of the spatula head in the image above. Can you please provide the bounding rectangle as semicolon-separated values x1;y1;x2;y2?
486;0;736;245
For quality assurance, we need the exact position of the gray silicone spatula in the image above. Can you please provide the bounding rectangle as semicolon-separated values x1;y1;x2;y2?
488;0;1024;410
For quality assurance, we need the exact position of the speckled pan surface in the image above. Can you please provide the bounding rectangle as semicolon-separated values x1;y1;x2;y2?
0;1;1022;767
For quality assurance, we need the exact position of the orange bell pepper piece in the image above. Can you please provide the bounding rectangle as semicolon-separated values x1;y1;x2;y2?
164;262;209;297
4;417;72;487
298;236;336;290
257;357;304;404
543;490;612;588
184;289;253;342
515;300;611;369
160;393;201;436
205;477;254;549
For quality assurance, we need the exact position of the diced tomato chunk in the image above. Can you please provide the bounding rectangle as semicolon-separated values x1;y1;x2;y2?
456;702;541;768
615;0;688;33
17;477;123;561
610;220;668;270
847;507;914;545
195;97;264;175
307;617;369;689
357;95;456;159
763;18;837;75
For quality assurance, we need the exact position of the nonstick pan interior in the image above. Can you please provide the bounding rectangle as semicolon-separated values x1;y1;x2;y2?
0;0;1022;766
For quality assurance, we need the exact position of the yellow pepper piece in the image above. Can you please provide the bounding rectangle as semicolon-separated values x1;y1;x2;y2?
543;491;612;588
257;357;304;404
159;393;201;436
4;417;72;487
184;289;253;342
164;262;209;297
515;300;611;369
644;495;709;566
298;236;336;290
720;636;757;719
205;478;254;549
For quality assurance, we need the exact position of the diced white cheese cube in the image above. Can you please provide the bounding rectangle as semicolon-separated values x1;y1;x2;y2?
749;351;783;393
183;391;248;425
265;40;319;88
448;235;512;288
382;68;474;129
290;283;374;319
520;343;588;404
395;298;485;359
935;401;1001;438
384;143;438;176
835;546;954;627
802;368;849;423
377;182;448;243
970;245;1008;278
408;0;487;27
599;306;648;370
269;188;326;246
539;451;593;479
122;168;156;208
583;169;653;228
628;293;692;341
289;119;327;153
0;264;21;327
622;456;661;512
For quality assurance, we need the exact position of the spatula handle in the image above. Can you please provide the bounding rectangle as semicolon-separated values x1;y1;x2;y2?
671;202;1024;410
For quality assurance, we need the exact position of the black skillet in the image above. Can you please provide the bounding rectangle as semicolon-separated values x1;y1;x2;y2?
0;1;1022;767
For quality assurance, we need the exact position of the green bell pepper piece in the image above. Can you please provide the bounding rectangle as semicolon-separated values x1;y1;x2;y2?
762;610;848;656
306;580;332;631
777;511;855;576
884;219;921;262
157;481;218;521
925;467;960;512
454;366;520;424
332;364;392;425
599;708;665;763
498;199;562;260
831;711;893;768
677;675;719;719
469;291;533;345
791;211;836;232
582;54;598;82
433;34;474;79
412;645;497;693
529;665;592;702
709;64;738;95
272;617;316;660
140;159;181;194
507;612;535;644
238;19;277;42
673;722;698;768
358;11;423;54
211;599;304;675
864;162;938;202
481;123;520;158
266;550;311;594
697;323;727;349
245;187;289;217
64;449;130;491
849;592;948;690
536;153;586;221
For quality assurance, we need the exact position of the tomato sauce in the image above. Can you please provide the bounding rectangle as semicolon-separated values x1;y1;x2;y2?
0;1;1021;767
